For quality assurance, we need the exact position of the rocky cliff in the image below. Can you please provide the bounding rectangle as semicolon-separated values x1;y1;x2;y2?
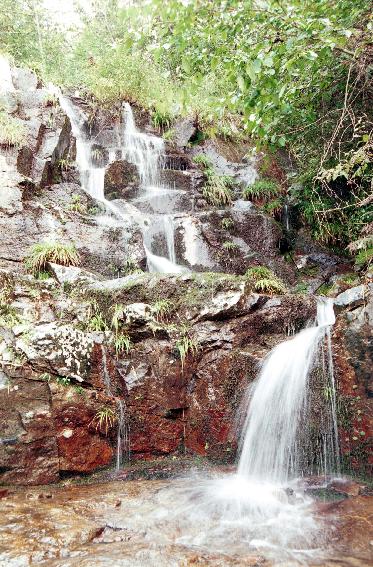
0;64;371;485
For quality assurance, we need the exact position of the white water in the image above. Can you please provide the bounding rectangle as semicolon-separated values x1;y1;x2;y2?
149;298;339;562
58;91;185;272
237;297;338;483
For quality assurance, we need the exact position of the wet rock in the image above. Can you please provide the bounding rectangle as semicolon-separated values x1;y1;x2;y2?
104;159;140;200
334;284;371;310
172;117;197;148
196;286;247;321
329;478;365;497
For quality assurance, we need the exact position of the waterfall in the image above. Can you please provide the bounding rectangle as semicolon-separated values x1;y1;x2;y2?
237;297;339;482
116;399;130;470
57;91;185;273
57;93;146;226
122;102;164;188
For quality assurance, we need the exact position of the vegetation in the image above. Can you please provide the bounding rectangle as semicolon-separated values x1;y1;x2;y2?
90;407;117;435
175;333;199;373
242;180;281;201
24;242;80;274
113;333;132;357
151;299;173;321
0;111;27;147
245;266;287;295
221;217;234;230
1;0;372;255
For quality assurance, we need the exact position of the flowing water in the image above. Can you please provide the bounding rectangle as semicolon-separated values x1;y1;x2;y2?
58;92;186;273
127;297;340;563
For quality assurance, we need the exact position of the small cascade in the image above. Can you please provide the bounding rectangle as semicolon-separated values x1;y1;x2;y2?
57;93;145;226
121;103;186;273
237;297;339;482
58;91;186;273
116;399;130;470
101;346;130;471
122;102;164;188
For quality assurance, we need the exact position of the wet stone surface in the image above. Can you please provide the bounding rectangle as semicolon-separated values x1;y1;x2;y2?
0;476;371;567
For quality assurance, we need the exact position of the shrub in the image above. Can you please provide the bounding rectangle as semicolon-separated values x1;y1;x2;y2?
245;266;286;295
24;242;80;274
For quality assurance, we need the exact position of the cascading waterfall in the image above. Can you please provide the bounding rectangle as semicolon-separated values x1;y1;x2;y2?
152;297;340;562
121;103;185;273
237;297;339;482
122;102;164;188
58;91;185;272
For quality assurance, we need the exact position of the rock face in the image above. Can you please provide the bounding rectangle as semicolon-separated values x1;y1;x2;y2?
1;268;371;485
333;284;373;475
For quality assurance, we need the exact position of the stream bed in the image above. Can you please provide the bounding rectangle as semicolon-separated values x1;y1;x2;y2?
1;474;372;567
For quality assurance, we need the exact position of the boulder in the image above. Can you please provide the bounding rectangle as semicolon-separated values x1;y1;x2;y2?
104;159;140;200
334;284;371;310
48;263;102;286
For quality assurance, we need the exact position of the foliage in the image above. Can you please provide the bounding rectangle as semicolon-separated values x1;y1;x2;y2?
193;154;213;168
175;333;199;373
222;241;238;251
68;194;87;214
221;217;234;230
152;108;172;131
245;266;286;295
151;299;173;321
0;111;27;147
90;407;117;435
242;179;281;201
123;259;143;275
87;312;108;332
24;242;80;274
111;303;125;334
113;333;132;356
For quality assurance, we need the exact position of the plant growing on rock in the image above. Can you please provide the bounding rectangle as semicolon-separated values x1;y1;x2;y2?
0;111;27;147
24;242;80;274
88;312;109;332
175;333;199;373
245;266;286;295
193;154;213;168
68;194;87;214
111;303;125;334
152;108;172;131
221;217;234;230
90;407;117;435
243;179;281;202
203;172;235;207
193;153;235;207
113;333;132;357
151;299;173;321
222;241;238;251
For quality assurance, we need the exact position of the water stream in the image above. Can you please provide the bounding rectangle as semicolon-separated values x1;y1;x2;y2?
58;92;185;273
144;297;340;563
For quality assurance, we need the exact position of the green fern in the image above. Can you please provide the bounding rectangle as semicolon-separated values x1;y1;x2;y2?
24;242;80;274
175;334;199;373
